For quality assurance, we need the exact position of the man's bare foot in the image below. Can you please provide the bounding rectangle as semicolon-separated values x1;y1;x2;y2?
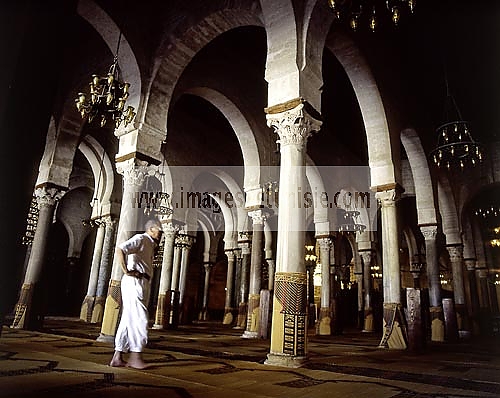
109;351;127;367
109;359;127;367
126;352;148;369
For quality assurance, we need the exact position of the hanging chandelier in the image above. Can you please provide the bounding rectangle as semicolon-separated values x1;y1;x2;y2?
327;0;415;32
75;33;136;129
338;209;366;233
429;76;483;171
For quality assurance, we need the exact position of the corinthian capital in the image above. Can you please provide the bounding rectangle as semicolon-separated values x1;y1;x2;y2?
446;245;463;261
266;102;322;147
116;159;150;187
317;237;332;251
420;224;438;241
35;185;65;208
249;209;266;225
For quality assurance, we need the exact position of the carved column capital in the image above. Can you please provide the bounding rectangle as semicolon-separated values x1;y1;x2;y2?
266;102;322;147
446;244;464;261
175;233;195;248
420;224;438;240
375;188;398;207
116;159;150;187
34;186;64;208
317;236;333;251
161;221;179;239
225;249;235;262
203;262;214;272
248;209;267;225
464;258;476;271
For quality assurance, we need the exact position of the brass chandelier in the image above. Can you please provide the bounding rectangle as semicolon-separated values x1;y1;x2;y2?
328;0;415;32
429;74;483;171
75;33;135;129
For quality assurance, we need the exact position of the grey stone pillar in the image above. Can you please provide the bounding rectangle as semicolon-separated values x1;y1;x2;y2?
375;188;406;349
447;244;467;332
11;185;64;329
178;234;194;324
223;249;237;325
359;250;375;332
420;225;444;342
80;220;106;322
98;160;148;342
265;102;321;368
243;209;266;338
153;222;177;329
317;237;332;335
199;262;213;321
235;234;251;329
91;215;117;323
464;258;480;335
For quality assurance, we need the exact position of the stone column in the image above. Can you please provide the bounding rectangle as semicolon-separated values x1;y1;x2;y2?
200;262;213;321
447;244;467;333
91;215;117;323
420;225;444;342
243;209;266;338
375;188;406;349
178;234;194;323
80;220;106;322
477;267;490;334
11;185;64;329
153;222;177;329
168;237;183;328
97;160;148;342
464;258;480;335
359;250;375;332
265;101;321;368
305;263;316;328
317;237;332;335
235;234;251;329
223;249;236;325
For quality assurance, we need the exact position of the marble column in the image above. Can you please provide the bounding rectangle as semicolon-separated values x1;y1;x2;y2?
223;249;237;325
316;237;332;335
420;225;444;342
200;262;213;321
375;188;406;349
359;250;375;332
265;102;321;368
235;234;251;329
80;220;106;322
97;160;148;342
167;237;183;328
464;258;480;335
11;185;64;329
153;222;177;329
243;209;266;338
447;244;467;333
91;216;117;323
477;267;490;334
178;234;194;323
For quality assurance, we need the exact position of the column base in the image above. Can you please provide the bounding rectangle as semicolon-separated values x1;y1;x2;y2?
96;333;114;344
378;303;407;350
430;306;445;342
264;352;307;368
152;324;165;330
242;330;258;339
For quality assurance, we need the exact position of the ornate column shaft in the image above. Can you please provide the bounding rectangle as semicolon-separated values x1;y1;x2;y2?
80;221;106;322
375;188;406;349
223;250;236;325
178;234;194;323
317;237;332;335
360;250;374;332
265;102;321;367
243;210;266;338
98;160;148;342
153;222;177;329
235;234;251;329
447;244;467;332
11;186;64;329
91;216;117;323
420;225;444;342
199;262;213;321
464;258;480;335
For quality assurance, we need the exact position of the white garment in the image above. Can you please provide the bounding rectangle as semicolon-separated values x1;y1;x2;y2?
114;233;156;353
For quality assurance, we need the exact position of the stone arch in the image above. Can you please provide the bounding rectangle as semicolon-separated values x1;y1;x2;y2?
77;136;114;218
144;8;263;131
437;176;461;245
209;193;237;250
184;87;261;192
400;128;437;225
328;34;398;188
